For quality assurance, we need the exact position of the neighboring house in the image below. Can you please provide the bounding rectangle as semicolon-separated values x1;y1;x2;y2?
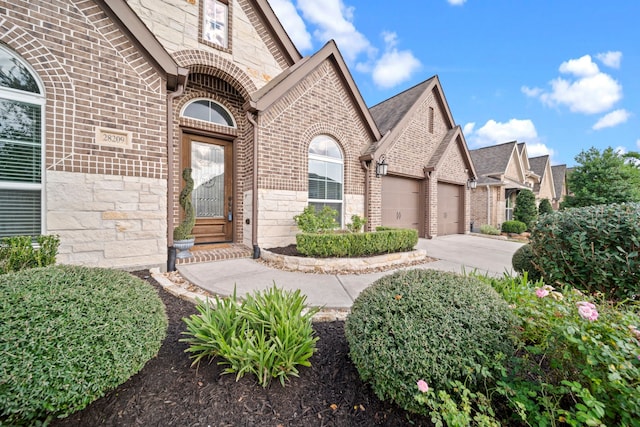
528;155;556;203
469;141;539;229
551;164;568;209
0;0;475;271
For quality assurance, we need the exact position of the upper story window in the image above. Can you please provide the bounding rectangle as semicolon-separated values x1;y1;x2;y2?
181;99;235;127
308;135;343;226
202;0;230;49
0;45;45;237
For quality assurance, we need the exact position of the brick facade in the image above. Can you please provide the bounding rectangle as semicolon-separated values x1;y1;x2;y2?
1;1;169;268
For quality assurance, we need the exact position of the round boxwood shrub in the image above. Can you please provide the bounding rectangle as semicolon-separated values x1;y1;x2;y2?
344;269;516;415
511;244;541;282
0;265;167;425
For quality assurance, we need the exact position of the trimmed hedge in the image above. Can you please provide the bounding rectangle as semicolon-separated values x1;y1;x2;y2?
530;202;640;301
501;220;526;234
295;228;418;258
0;266;167;425
345;269;516;415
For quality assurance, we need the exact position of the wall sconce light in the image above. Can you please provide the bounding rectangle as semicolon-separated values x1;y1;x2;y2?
467;178;478;190
376;155;388;178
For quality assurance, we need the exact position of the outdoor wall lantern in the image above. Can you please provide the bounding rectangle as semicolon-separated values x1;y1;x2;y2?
376;155;388;178
467;178;478;189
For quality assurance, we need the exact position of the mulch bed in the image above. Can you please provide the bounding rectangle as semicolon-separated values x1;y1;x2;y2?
52;271;433;427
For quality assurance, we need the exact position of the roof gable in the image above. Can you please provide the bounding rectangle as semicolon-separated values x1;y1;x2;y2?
529;155;553;194
425;126;476;178
551;164;567;200
245;40;381;141
470;141;518;177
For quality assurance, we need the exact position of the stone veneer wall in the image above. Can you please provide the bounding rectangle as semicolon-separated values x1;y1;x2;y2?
255;189;365;248
48;171;167;270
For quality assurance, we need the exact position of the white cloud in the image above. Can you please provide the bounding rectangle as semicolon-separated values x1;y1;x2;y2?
596;51;622;69
592;109;631;130
447;0;467;5
268;0;313;51
614;146;627;155
637;139;640;149
526;142;555;158
526;55;623;115
463;122;475;135
467;118;539;148
296;0;374;62
371;32;421;88
558;55;599;77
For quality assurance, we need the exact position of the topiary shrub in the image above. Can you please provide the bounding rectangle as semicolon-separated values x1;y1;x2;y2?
538;198;553;215
511;244;541;282
514;189;538;230
501;220;527;234
530;202;640;301
344;269;516;415
0;266;167;425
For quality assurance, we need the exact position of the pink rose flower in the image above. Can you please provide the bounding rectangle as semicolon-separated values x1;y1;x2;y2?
417;380;429;393
577;301;599;321
535;288;549;298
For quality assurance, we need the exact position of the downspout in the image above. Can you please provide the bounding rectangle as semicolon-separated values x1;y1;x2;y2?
166;74;188;271
360;160;370;231
486;184;491;226
246;112;260;259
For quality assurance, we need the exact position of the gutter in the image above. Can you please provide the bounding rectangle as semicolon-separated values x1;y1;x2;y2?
246;112;260;259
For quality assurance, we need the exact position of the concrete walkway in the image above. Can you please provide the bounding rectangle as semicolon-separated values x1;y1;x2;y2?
175;234;523;310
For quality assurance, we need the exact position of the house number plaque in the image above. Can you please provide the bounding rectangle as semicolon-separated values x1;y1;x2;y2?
95;127;132;149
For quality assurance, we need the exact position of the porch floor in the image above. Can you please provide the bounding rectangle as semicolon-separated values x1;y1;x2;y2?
176;243;253;265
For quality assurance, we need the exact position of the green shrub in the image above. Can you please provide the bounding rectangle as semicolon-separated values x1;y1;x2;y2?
530;202;640;301
501;220;526;234
293;206;339;234
514;189;538;230
295;228;418;257
511;244;541;282
538;198;553;215
0;266;167;425
181;285;319;388
0;234;60;274
346;214;367;233
479;274;640;426
344;269;516;415
479;224;501;236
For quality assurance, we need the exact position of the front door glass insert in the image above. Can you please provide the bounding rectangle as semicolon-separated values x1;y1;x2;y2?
191;141;225;218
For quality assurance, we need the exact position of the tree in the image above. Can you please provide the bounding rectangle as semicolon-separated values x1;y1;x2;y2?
538;198;553;215
561;147;640;209
514;189;537;230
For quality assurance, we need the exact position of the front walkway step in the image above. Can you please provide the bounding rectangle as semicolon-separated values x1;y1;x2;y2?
176;243;252;265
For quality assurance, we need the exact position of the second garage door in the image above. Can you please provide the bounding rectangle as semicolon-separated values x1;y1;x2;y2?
381;176;422;234
437;182;462;235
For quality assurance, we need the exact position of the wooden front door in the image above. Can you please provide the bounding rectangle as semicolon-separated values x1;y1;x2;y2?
182;134;233;243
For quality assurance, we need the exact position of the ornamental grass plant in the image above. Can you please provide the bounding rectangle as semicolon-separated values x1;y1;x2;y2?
0;266;167;425
181;285;319;388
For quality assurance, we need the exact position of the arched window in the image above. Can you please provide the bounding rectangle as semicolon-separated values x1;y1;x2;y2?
181;99;235;127
0;46;45;237
308;135;343;225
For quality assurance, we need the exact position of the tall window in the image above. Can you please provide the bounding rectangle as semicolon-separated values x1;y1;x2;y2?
202;0;229;49
308;135;343;225
0;46;44;237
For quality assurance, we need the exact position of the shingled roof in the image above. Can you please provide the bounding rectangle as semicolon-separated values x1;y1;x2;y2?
369;77;436;134
551;164;567;201
469;141;518;178
529;155;550;192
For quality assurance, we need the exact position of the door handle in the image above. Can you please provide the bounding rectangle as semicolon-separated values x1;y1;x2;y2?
227;196;233;222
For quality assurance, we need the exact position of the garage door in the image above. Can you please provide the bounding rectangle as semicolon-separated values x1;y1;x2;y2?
437;182;462;235
382;176;421;233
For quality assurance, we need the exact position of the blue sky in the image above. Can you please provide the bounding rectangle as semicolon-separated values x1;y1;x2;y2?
267;0;640;167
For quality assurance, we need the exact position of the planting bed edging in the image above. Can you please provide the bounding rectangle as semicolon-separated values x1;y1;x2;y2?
260;248;429;274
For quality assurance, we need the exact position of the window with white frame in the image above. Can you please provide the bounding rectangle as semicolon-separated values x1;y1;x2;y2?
308;135;343;226
202;0;229;49
0;46;44;237
181;99;235;127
